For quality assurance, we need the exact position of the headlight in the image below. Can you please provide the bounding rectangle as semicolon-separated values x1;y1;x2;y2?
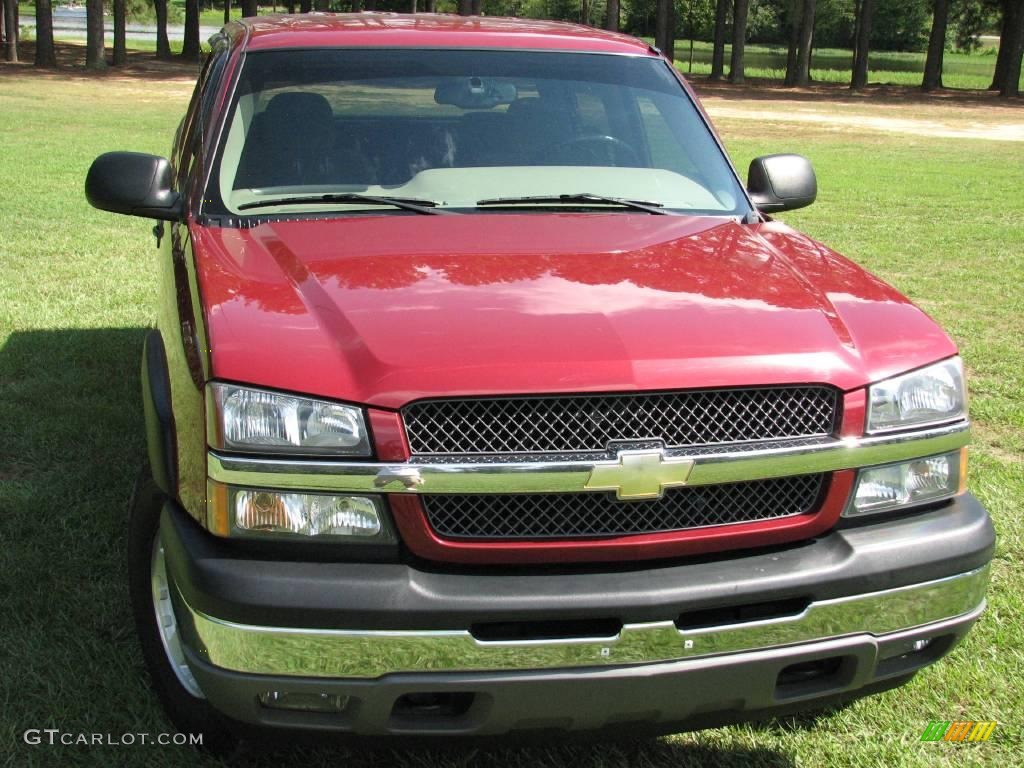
207;481;394;541
867;357;966;433
844;449;965;518
207;383;371;456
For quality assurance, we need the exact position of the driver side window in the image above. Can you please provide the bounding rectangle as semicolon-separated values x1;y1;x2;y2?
173;40;230;194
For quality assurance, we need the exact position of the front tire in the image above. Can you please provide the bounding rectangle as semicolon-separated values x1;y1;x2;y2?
126;465;239;754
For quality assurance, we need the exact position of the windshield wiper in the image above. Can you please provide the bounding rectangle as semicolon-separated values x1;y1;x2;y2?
475;193;671;215
238;193;450;215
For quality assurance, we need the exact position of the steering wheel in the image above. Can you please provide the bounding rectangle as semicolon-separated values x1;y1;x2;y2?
545;134;641;166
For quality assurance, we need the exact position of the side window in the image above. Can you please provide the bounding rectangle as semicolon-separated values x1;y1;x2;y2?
172;62;210;187
173;39;230;192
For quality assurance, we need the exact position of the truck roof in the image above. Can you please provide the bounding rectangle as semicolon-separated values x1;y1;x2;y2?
240;13;655;55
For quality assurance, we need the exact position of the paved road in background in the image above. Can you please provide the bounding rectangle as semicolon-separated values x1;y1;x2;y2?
21;8;221;42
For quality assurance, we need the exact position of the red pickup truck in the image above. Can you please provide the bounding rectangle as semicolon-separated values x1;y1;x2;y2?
85;13;992;747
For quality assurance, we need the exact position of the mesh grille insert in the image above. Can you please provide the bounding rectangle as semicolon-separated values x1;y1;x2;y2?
403;387;838;456
422;474;825;539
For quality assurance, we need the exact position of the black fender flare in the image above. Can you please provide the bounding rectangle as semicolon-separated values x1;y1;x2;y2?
141;330;178;496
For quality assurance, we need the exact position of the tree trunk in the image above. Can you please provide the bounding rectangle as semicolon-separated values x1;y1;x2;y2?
155;0;172;59
224;0;231;25
990;4;1010;90
998;0;1024;97
34;0;56;67
851;0;873;89
410;0;417;11
2;0;17;62
794;0;815;86
86;0;105;68
729;0;750;84
364;0;375;10
182;0;201;60
605;0;619;31
114;0;127;65
581;0;589;25
922;0;949;91
457;0;471;15
784;1;800;86
299;0;312;12
471;0;481;14
655;0;671;60
242;0;258;17
710;0;729;80
666;0;676;62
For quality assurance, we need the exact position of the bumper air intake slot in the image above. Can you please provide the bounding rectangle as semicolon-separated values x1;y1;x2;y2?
676;596;811;631
471;617;622;642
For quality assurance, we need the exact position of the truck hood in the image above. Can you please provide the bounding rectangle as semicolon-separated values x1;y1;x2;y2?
192;214;955;409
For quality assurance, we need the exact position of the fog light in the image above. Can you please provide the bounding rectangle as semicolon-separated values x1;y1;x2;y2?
234;490;382;536
845;450;963;518
258;691;349;713
207;481;394;541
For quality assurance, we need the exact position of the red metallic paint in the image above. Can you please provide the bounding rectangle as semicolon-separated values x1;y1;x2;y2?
367;409;411;462
192;215;955;410
391;471;855;565
241;14;653;55
840;388;868;439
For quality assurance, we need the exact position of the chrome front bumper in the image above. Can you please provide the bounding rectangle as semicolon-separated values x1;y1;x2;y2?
163;491;994;736
175;565;988;679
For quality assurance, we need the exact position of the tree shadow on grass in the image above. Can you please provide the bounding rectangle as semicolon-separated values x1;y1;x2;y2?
0;328;161;750
690;76;1022;109
0;327;150;492
0;40;201;82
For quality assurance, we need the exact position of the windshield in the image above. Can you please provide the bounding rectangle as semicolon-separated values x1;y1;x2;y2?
207;48;751;218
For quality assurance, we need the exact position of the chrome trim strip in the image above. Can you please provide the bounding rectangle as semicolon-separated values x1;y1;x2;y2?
176;565;988;678
207;422;970;495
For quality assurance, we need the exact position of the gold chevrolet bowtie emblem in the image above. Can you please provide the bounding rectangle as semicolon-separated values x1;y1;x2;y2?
584;450;696;501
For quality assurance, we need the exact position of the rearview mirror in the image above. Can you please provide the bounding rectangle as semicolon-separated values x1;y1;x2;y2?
85;152;183;221
435;77;517;110
747;154;816;213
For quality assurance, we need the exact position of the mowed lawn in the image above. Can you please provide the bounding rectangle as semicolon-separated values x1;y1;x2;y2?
0;69;1022;768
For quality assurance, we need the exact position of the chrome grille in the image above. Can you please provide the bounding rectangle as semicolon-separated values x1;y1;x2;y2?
422;474;825;539
403;387;838;456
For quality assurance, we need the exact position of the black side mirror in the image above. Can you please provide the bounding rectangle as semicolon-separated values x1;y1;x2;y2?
85;152;183;221
747;154;817;213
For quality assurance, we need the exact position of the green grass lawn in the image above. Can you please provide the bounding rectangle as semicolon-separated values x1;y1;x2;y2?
0;70;1022;767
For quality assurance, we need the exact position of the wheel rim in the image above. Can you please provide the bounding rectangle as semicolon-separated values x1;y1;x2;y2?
150;536;205;699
